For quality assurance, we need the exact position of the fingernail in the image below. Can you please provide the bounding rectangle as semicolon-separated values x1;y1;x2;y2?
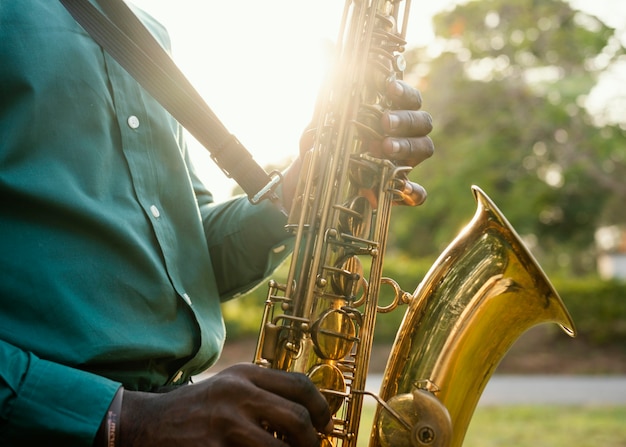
391;139;400;153
388;114;399;131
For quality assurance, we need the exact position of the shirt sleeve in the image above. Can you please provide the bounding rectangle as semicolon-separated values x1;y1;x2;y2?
0;339;121;445
199;190;294;301
181;123;296;301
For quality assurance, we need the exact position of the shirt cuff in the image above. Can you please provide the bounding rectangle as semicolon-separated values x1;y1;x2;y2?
3;353;121;445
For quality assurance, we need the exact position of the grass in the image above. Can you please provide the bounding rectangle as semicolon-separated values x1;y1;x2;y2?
356;404;626;447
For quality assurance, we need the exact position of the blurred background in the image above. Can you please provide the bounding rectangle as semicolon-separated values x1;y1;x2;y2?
131;1;626;445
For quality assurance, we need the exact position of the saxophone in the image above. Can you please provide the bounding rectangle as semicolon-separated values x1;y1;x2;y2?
254;1;576;446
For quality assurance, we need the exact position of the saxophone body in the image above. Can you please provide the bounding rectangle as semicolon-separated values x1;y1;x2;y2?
254;1;576;446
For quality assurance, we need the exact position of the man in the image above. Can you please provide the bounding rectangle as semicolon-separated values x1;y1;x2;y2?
0;1;434;446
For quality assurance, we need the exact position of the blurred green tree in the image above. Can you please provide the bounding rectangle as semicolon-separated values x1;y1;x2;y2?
391;0;626;275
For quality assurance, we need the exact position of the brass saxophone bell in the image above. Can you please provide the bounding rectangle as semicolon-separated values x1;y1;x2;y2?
371;186;576;447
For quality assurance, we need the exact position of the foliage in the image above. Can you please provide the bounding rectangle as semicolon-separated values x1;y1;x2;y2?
392;0;626;276
553;277;626;344
223;256;626;347
222;0;626;353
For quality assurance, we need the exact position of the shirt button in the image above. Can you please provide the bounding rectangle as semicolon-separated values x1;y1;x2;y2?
150;205;160;218
127;115;140;129
273;244;286;254
182;293;192;305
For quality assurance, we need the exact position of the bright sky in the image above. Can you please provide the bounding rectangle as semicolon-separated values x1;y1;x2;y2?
129;0;625;201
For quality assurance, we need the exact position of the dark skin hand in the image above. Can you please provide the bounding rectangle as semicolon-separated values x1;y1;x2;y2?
116;80;433;447
378;79;434;170
119;363;333;447
283;79;434;209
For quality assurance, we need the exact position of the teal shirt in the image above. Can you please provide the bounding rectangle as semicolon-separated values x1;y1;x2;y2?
0;1;291;444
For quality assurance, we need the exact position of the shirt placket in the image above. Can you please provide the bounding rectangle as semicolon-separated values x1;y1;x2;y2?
103;54;225;381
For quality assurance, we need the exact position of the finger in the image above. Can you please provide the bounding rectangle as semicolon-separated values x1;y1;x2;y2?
387;80;423;110
299;125;316;154
239;364;333;434
255;370;332;433
234;423;291;447
212;365;326;447
255;393;323;447
382;135;434;167
382;110;433;138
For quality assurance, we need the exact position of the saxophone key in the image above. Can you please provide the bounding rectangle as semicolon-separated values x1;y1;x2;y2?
391;176;427;206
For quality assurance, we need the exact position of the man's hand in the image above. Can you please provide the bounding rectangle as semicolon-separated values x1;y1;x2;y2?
119;363;332;447
377;80;434;171
283;79;434;209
